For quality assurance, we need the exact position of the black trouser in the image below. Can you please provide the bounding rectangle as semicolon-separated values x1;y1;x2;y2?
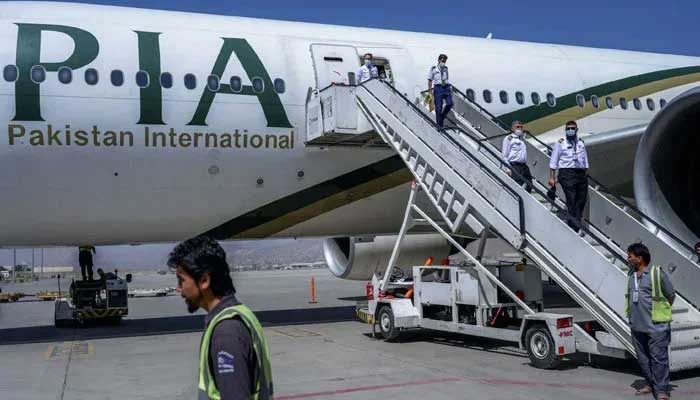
433;84;453;127
509;162;532;193
79;254;93;281
558;168;588;232
632;330;671;397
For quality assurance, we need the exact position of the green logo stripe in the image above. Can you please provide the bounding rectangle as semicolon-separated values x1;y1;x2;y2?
499;66;700;130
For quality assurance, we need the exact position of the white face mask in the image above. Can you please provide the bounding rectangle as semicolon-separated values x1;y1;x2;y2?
565;128;577;138
514;129;523;137
439;61;446;67
364;59;371;65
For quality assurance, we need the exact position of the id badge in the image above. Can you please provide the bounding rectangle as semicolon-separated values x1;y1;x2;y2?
632;290;639;303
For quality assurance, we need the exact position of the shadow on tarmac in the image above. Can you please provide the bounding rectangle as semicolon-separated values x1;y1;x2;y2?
0;305;357;345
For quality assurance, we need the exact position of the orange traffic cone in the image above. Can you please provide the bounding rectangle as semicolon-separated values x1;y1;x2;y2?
309;275;318;304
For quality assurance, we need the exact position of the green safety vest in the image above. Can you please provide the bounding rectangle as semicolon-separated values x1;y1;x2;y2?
198;304;273;400
625;265;673;323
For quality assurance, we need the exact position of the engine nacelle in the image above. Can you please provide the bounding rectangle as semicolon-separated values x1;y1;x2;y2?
634;86;700;245
323;234;451;280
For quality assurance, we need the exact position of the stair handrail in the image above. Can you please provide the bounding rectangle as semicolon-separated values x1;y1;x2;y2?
448;86;700;259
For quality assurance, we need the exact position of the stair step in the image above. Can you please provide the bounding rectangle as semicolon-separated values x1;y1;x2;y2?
673;308;690;315
671;322;700;332
670;347;700;372
671;341;700;352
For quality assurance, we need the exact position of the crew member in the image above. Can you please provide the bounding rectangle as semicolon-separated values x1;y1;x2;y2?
168;236;273;400
427;54;453;127
78;245;96;281
626;242;675;400
502;121;532;192
548;120;589;233
357;53;378;84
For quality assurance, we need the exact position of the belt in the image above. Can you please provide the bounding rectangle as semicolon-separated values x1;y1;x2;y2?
510;162;526;166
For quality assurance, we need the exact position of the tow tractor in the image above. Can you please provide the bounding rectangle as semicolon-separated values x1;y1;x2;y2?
54;271;132;327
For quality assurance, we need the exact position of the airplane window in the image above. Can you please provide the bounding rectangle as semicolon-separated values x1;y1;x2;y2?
515;91;524;105
605;96;614;109
465;88;475;102
660;98;667;108
531;92;540;105
252;77;264;93
499;90;508;104
184;73;197;90
591;95;599;109
136;71;149;88
274;78;286;94
160;72;173;89
633;98;642;110
546;93;556;107
58;67;72;84
110;70;124;87
647;98;655;111
230;76;242;92
207;74;220;92
483;89;492;103
85;68;99;85
576;94;585;108
3;65;18;82
30;65;46;83
619;97;628;110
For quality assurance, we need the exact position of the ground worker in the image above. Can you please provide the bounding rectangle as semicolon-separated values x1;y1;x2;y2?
427;53;453;127
548;120;589;234
626;242;675;399
168;236;273;399
78;245;96;281
357;53;379;84
502;121;532;192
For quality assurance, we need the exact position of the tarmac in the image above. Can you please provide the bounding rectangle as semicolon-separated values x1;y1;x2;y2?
2;269;700;399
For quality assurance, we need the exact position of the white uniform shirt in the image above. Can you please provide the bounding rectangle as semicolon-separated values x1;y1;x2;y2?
549;138;589;169
502;134;528;165
357;64;378;84
427;65;449;85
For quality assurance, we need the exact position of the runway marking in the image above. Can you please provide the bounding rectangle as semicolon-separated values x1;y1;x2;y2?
268;327;323;338
45;341;93;360
275;378;463;399
275;376;700;399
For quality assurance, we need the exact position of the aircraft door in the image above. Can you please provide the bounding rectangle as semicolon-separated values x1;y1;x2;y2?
310;44;360;88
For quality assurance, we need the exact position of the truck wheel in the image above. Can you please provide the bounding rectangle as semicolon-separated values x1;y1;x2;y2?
378;306;399;340
525;325;561;369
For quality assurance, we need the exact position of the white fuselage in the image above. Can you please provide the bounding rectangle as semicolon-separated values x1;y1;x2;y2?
1;2;699;246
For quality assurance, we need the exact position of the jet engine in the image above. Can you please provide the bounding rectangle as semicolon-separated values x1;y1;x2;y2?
323;234;451;280
635;86;700;245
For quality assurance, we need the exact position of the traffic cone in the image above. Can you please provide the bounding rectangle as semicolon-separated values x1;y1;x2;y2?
309;275;318;304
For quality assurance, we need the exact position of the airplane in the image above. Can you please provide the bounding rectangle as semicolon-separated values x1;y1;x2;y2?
1;1;699;280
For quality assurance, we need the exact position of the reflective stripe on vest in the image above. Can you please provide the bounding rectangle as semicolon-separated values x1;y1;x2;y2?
198;304;273;400
625;266;672;323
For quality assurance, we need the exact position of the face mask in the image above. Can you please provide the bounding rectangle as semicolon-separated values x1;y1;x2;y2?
364;59;371;65
565;128;577;138
439;61;446;67
514;129;523;137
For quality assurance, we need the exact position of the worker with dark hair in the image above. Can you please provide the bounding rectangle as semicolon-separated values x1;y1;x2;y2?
168;236;273;400
78;245;96;281
626;242;675;399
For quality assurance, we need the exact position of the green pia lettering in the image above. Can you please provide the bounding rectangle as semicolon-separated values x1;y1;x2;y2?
11;24;292;128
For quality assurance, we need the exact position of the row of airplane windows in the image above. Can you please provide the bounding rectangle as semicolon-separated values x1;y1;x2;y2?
464;88;667;111
1;64;287;94
3;64;668;112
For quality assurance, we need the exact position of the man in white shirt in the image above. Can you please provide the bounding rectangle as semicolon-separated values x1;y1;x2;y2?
427;54;452;127
549;120;590;233
502;120;532;192
357;53;378;84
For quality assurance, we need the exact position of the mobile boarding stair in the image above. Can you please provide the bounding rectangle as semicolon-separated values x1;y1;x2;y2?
305;79;700;371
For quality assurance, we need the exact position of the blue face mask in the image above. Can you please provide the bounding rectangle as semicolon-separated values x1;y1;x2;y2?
565;128;577;138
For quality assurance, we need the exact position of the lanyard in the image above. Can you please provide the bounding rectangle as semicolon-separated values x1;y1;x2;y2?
634;272;640;291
